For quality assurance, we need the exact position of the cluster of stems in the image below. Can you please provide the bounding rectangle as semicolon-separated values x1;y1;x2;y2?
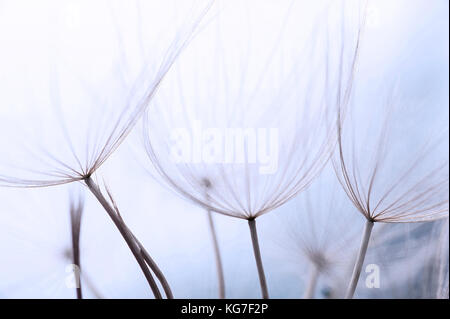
85;176;173;299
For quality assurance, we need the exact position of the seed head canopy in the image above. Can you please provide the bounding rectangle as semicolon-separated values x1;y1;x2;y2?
0;0;213;187
143;1;366;219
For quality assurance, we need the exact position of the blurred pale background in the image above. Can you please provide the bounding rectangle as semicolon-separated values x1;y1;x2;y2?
0;0;447;298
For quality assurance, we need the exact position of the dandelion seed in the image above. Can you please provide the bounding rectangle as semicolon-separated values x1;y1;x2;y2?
273;165;363;299
0;0;215;297
334;89;449;298
142;0;365;298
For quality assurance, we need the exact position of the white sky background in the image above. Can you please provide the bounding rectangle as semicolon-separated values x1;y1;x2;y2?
0;0;448;298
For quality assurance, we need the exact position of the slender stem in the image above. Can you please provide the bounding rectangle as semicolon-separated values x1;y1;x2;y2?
71;242;82;299
345;219;374;299
303;264;319;299
248;219;269;299
69;199;83;299
129;231;174;299
207;210;226;299
85;177;162;299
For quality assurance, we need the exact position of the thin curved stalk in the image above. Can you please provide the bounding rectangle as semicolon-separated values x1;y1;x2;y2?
248;219;269;299
104;184;173;299
72;249;82;299
207;210;225;298
69;195;83;299
130;232;174;299
303;264;319;299
85;177;162;299
346;219;374;299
